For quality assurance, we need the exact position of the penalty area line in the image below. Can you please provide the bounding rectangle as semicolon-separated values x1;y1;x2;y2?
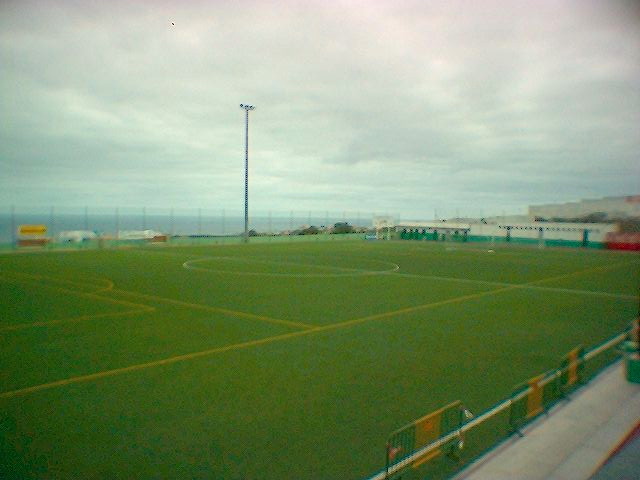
111;288;315;330
0;284;510;399
390;260;637;300
1;261;633;399
0;329;317;399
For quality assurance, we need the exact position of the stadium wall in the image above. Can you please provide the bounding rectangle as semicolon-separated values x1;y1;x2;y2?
529;195;640;220
395;221;618;249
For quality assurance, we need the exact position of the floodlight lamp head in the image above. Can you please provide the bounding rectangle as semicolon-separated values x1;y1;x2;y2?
240;104;255;111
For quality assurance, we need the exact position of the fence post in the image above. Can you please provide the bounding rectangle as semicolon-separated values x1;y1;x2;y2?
10;205;16;250
115;207;120;246
49;206;55;250
560;346;585;397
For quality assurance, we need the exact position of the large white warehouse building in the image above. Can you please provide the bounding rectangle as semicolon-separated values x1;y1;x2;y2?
529;195;640;220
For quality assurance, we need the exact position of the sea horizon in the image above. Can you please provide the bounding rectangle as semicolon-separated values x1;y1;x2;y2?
0;210;381;244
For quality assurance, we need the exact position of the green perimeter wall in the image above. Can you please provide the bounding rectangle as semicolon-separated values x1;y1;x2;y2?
468;235;605;249
400;233;606;249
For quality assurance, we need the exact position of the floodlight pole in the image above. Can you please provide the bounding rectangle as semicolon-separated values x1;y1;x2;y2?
240;104;255;243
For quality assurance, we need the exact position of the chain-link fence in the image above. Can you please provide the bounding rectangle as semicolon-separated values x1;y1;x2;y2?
1;206;397;251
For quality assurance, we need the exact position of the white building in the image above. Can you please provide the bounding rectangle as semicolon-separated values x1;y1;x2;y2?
395;220;617;248
529;195;640;220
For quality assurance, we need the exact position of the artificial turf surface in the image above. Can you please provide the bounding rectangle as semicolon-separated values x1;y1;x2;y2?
1;240;638;479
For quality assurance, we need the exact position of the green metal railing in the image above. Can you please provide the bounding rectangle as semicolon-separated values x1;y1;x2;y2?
367;322;637;480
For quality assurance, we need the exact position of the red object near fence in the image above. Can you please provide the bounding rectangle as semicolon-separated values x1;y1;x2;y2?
605;232;640;251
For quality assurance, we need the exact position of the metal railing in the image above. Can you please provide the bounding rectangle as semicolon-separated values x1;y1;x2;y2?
367;322;637;480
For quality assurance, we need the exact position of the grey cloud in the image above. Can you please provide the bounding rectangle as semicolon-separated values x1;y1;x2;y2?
1;0;639;218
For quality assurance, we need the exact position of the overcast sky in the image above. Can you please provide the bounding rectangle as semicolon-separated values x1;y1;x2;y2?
1;0;639;219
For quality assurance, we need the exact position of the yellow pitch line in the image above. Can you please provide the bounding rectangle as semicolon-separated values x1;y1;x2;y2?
1;270;114;294
1;309;152;332
319;259;628;331
1;271;307;330
0;272;153;331
0;329;318;399
524;260;633;286
0;261;629;399
321;262;630;332
0;274;153;311
111;288;315;330
317;284;524;333
0;286;511;399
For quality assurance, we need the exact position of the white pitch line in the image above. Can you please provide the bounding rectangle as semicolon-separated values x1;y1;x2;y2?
389;271;638;300
128;248;400;277
182;256;400;277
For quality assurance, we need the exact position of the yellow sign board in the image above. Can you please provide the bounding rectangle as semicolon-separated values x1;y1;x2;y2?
18;224;47;235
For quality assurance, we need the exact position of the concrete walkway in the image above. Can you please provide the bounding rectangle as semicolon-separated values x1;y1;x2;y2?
456;360;640;480
591;422;640;480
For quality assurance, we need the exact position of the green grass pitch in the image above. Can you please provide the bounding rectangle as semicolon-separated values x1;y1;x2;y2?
1;241;638;479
